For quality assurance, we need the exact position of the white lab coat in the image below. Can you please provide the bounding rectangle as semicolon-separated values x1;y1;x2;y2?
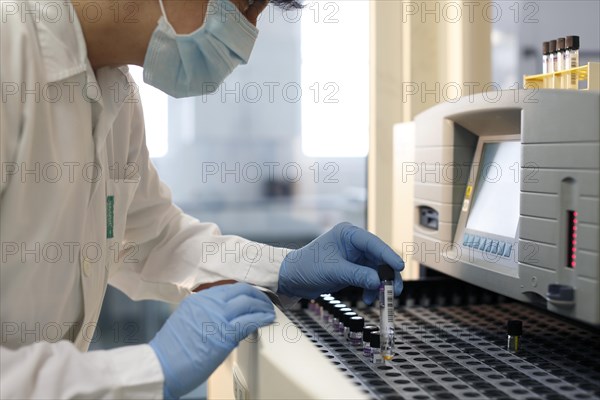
0;1;288;398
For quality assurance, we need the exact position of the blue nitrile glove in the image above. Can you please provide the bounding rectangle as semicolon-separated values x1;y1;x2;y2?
278;222;404;304
149;283;275;399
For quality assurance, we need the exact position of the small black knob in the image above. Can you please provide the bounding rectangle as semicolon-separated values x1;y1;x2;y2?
507;320;522;336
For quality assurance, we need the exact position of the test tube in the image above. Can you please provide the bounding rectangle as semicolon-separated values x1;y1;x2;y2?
542;41;549;74
379;265;395;361
342;311;357;338
324;299;340;324
548;40;558;89
557;38;566;89
332;303;348;331
507;320;522;352
566;35;580;89
362;325;378;357
542;41;551;90
549;40;557;74
312;294;327;313
320;295;334;320
348;316;364;346
369;331;384;364
557;38;565;71
561;38;569;88
336;308;352;335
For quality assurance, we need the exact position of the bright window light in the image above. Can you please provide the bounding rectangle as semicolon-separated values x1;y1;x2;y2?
301;0;369;158
129;65;169;158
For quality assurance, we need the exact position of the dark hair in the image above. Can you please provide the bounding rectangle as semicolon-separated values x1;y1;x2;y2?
270;0;303;10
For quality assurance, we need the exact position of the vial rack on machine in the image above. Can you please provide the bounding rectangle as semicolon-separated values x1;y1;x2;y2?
292;286;600;400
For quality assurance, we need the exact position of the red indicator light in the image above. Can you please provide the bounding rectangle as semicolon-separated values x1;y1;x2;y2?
567;210;577;268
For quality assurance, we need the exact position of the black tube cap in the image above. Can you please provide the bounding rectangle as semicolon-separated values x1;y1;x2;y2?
363;325;378;342
342;311;357;325
370;331;381;347
326;299;340;313
378;265;395;281
542;41;549;55
557;38;565;51
507;320;523;336
336;307;352;318
566;36;580;50
549;40;557;53
349;316;364;332
333;304;348;318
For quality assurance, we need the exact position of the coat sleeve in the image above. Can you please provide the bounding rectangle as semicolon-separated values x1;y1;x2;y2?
0;342;163;399
107;82;291;304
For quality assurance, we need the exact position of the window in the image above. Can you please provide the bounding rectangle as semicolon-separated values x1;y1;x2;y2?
300;0;370;157
129;66;169;158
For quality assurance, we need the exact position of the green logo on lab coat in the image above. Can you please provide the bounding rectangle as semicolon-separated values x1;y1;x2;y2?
106;196;114;239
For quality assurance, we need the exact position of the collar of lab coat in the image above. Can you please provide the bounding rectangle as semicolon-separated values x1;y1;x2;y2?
33;0;88;82
32;0;129;89
32;0;132;152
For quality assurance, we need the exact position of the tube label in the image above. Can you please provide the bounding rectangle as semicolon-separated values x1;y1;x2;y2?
380;283;394;334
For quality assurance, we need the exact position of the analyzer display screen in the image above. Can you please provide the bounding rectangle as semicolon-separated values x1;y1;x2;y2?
466;141;521;239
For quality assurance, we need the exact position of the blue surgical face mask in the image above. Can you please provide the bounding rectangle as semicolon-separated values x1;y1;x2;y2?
143;0;258;98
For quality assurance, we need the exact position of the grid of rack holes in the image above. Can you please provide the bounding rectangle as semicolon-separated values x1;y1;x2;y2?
286;302;600;400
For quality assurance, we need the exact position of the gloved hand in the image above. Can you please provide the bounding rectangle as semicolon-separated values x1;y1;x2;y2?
149;283;275;399
278;222;404;303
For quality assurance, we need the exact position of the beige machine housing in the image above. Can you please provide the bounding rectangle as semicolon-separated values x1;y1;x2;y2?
410;90;600;325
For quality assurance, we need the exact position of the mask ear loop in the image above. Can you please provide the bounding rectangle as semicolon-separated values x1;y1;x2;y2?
157;0;176;32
